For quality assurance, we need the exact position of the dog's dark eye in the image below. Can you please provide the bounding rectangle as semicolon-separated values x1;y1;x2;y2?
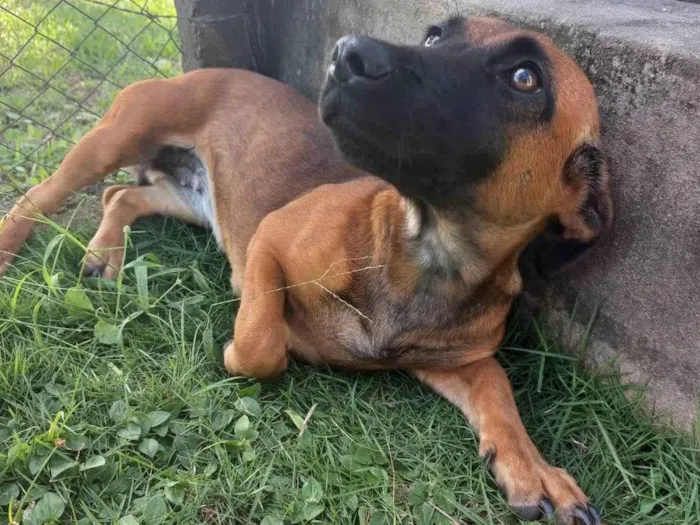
424;26;442;47
509;66;540;93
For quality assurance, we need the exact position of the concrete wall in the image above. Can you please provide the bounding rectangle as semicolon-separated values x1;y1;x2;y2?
174;0;273;74
175;0;700;429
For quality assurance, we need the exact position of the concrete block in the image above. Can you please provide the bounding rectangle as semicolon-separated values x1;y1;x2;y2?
175;0;273;73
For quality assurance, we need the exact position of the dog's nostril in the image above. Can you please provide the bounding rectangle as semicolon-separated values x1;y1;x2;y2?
346;52;366;78
330;36;392;82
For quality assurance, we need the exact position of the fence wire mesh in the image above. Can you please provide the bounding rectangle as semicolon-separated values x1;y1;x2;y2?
0;0;181;201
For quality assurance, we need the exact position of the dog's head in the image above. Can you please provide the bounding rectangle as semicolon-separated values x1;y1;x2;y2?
319;16;613;276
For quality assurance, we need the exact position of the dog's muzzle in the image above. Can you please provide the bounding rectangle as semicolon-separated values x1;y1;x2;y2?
328;35;393;84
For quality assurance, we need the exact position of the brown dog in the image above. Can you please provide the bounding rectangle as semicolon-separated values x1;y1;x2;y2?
0;16;611;524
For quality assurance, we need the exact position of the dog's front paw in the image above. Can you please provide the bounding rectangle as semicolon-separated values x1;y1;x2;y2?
222;339;288;380
222;339;241;376
481;439;600;524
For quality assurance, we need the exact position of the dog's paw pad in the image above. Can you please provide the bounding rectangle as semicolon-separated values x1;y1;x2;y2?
511;497;555;522
511;503;542;521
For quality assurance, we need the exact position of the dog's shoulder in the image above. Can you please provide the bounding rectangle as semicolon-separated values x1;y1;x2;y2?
251;176;391;293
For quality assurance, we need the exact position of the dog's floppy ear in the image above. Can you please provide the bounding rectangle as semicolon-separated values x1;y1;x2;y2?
519;143;613;281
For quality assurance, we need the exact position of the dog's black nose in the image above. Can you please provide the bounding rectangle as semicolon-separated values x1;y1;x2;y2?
329;35;392;83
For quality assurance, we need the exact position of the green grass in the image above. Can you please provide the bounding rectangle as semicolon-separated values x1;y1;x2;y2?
0;0;181;193
0;217;699;525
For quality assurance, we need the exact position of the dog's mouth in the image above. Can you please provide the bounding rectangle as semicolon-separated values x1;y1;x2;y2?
318;73;342;125
319;77;379;145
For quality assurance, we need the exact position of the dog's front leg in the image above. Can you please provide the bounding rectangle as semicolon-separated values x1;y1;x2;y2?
224;241;288;380
414;358;600;525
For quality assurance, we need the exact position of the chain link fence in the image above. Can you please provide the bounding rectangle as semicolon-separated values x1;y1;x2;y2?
0;0;181;202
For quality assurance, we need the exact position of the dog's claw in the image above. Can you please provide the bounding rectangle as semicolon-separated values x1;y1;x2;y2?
511;499;600;524
482;448;495;469
83;264;103;278
540;497;555;518
511;500;599;524
573;504;600;525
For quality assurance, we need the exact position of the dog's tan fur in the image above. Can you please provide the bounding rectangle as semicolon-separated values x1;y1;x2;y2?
0;18;611;524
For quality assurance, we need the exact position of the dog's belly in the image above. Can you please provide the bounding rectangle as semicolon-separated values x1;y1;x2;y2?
130;146;222;243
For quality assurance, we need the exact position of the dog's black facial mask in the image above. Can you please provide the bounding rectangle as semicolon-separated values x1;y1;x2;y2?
319;16;556;207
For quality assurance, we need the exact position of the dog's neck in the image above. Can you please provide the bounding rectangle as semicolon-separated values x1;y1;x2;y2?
400;196;533;293
401;198;483;279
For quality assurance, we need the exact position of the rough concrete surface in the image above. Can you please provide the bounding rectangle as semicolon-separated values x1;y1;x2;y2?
174;0;269;73
175;0;700;429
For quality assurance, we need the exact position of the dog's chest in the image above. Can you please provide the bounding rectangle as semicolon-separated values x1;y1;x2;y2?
366;278;474;355
287;272;480;368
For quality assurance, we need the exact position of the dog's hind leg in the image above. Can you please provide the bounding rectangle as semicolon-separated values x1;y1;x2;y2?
84;176;208;279
414;359;600;525
0;77;200;276
0;122;152;275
